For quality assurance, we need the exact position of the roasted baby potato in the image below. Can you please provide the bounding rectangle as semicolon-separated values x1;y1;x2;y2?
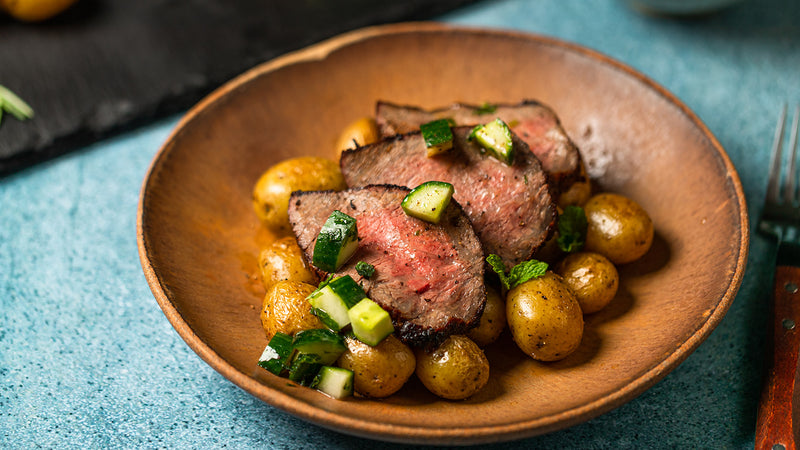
335;117;380;157
258;236;317;291
1;0;78;22
558;161;592;208
336;334;416;398
415;335;489;400
583;193;654;264
252;157;346;233
260;280;323;338
467;286;506;347
506;272;584;361
555;252;619;314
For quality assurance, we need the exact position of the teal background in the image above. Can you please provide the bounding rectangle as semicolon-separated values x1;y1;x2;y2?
3;0;799;448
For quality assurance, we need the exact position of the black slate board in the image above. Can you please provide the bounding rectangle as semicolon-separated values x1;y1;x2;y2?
0;0;480;176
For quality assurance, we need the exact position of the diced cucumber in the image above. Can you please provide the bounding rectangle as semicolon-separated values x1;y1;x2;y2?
311;366;354;399
257;332;293;375
401;181;454;224
312;210;359;272
287;353;322;386
348;298;394;346
420;119;454;157
291;329;347;366
307;275;367;331
469;118;514;165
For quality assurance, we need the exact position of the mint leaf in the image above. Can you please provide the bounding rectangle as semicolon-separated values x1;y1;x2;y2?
557;205;587;253
486;254;548;291
355;261;375;278
486;254;511;290
507;259;548;287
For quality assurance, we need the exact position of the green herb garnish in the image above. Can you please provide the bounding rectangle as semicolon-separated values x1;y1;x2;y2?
474;102;497;115
355;261;375;278
0;85;34;126
556;206;587;253
486;254;548;291
311;274;335;295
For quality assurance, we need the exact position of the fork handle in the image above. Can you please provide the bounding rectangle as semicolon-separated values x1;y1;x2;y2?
756;265;800;450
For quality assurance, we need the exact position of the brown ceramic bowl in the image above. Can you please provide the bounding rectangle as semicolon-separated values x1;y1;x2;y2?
137;23;748;444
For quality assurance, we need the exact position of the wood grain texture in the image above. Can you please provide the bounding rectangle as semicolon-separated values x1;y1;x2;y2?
136;23;749;444
0;0;478;176
756;265;800;450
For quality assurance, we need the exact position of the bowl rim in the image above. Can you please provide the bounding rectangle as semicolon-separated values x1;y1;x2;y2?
136;21;749;444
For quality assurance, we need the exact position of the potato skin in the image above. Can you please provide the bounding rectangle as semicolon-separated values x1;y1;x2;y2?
261;280;323;338
336;334;415;398
415;335;489;400
506;272;584;361
558;161;592;208
583;193;654;264
252;157;346;233
258;236;317;291
467;286;506;347
334;117;379;157
555;252;619;314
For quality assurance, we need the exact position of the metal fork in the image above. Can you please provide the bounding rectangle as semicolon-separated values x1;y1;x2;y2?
755;104;800;450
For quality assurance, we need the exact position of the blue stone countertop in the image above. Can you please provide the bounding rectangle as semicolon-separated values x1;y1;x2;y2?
2;0;799;448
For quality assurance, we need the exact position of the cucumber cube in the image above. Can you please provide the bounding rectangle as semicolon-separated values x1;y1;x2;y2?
312;210;359;273
257;332;293;375
401;181;454;224
348;298;394;346
420;119;454;157
312;366;354;399
291;329;347;366
307;275;367;331
469;118;514;165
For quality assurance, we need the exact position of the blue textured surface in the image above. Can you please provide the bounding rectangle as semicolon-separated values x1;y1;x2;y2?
2;0;800;448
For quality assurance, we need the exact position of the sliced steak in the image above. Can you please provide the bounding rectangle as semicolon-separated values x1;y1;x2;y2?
376;100;582;193
341;126;557;269
288;185;486;347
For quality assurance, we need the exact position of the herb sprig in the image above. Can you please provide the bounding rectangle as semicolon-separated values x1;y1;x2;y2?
486;254;548;291
556;206;587;253
0;85;34;126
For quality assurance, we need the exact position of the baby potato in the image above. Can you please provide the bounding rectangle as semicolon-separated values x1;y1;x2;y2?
467;286;506;347
583;193;654;264
252;157;346;233
0;0;78;22
558;161;592;208
506;272;583;361
555;252;619;314
335;117;380;157
261;280;323;338
415;335;489;400
259;236;317;291
336;334;415;398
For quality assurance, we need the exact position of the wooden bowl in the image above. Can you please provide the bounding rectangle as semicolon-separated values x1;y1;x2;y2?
137;23;748;444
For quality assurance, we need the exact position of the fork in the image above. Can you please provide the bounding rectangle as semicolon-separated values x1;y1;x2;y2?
755;104;800;450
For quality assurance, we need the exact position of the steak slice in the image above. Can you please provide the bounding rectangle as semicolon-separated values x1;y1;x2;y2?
376;100;582;193
341;127;557;269
288;185;486;347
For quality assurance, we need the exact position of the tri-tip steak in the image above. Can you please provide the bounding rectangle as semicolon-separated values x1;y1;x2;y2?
288;185;486;347
340;126;557;269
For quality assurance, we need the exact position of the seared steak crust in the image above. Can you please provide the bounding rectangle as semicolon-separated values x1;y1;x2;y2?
288;185;486;347
340;127;557;269
376;100;582;193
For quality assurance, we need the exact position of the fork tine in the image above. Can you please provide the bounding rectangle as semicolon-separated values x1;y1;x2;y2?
766;104;787;204
785;104;799;205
